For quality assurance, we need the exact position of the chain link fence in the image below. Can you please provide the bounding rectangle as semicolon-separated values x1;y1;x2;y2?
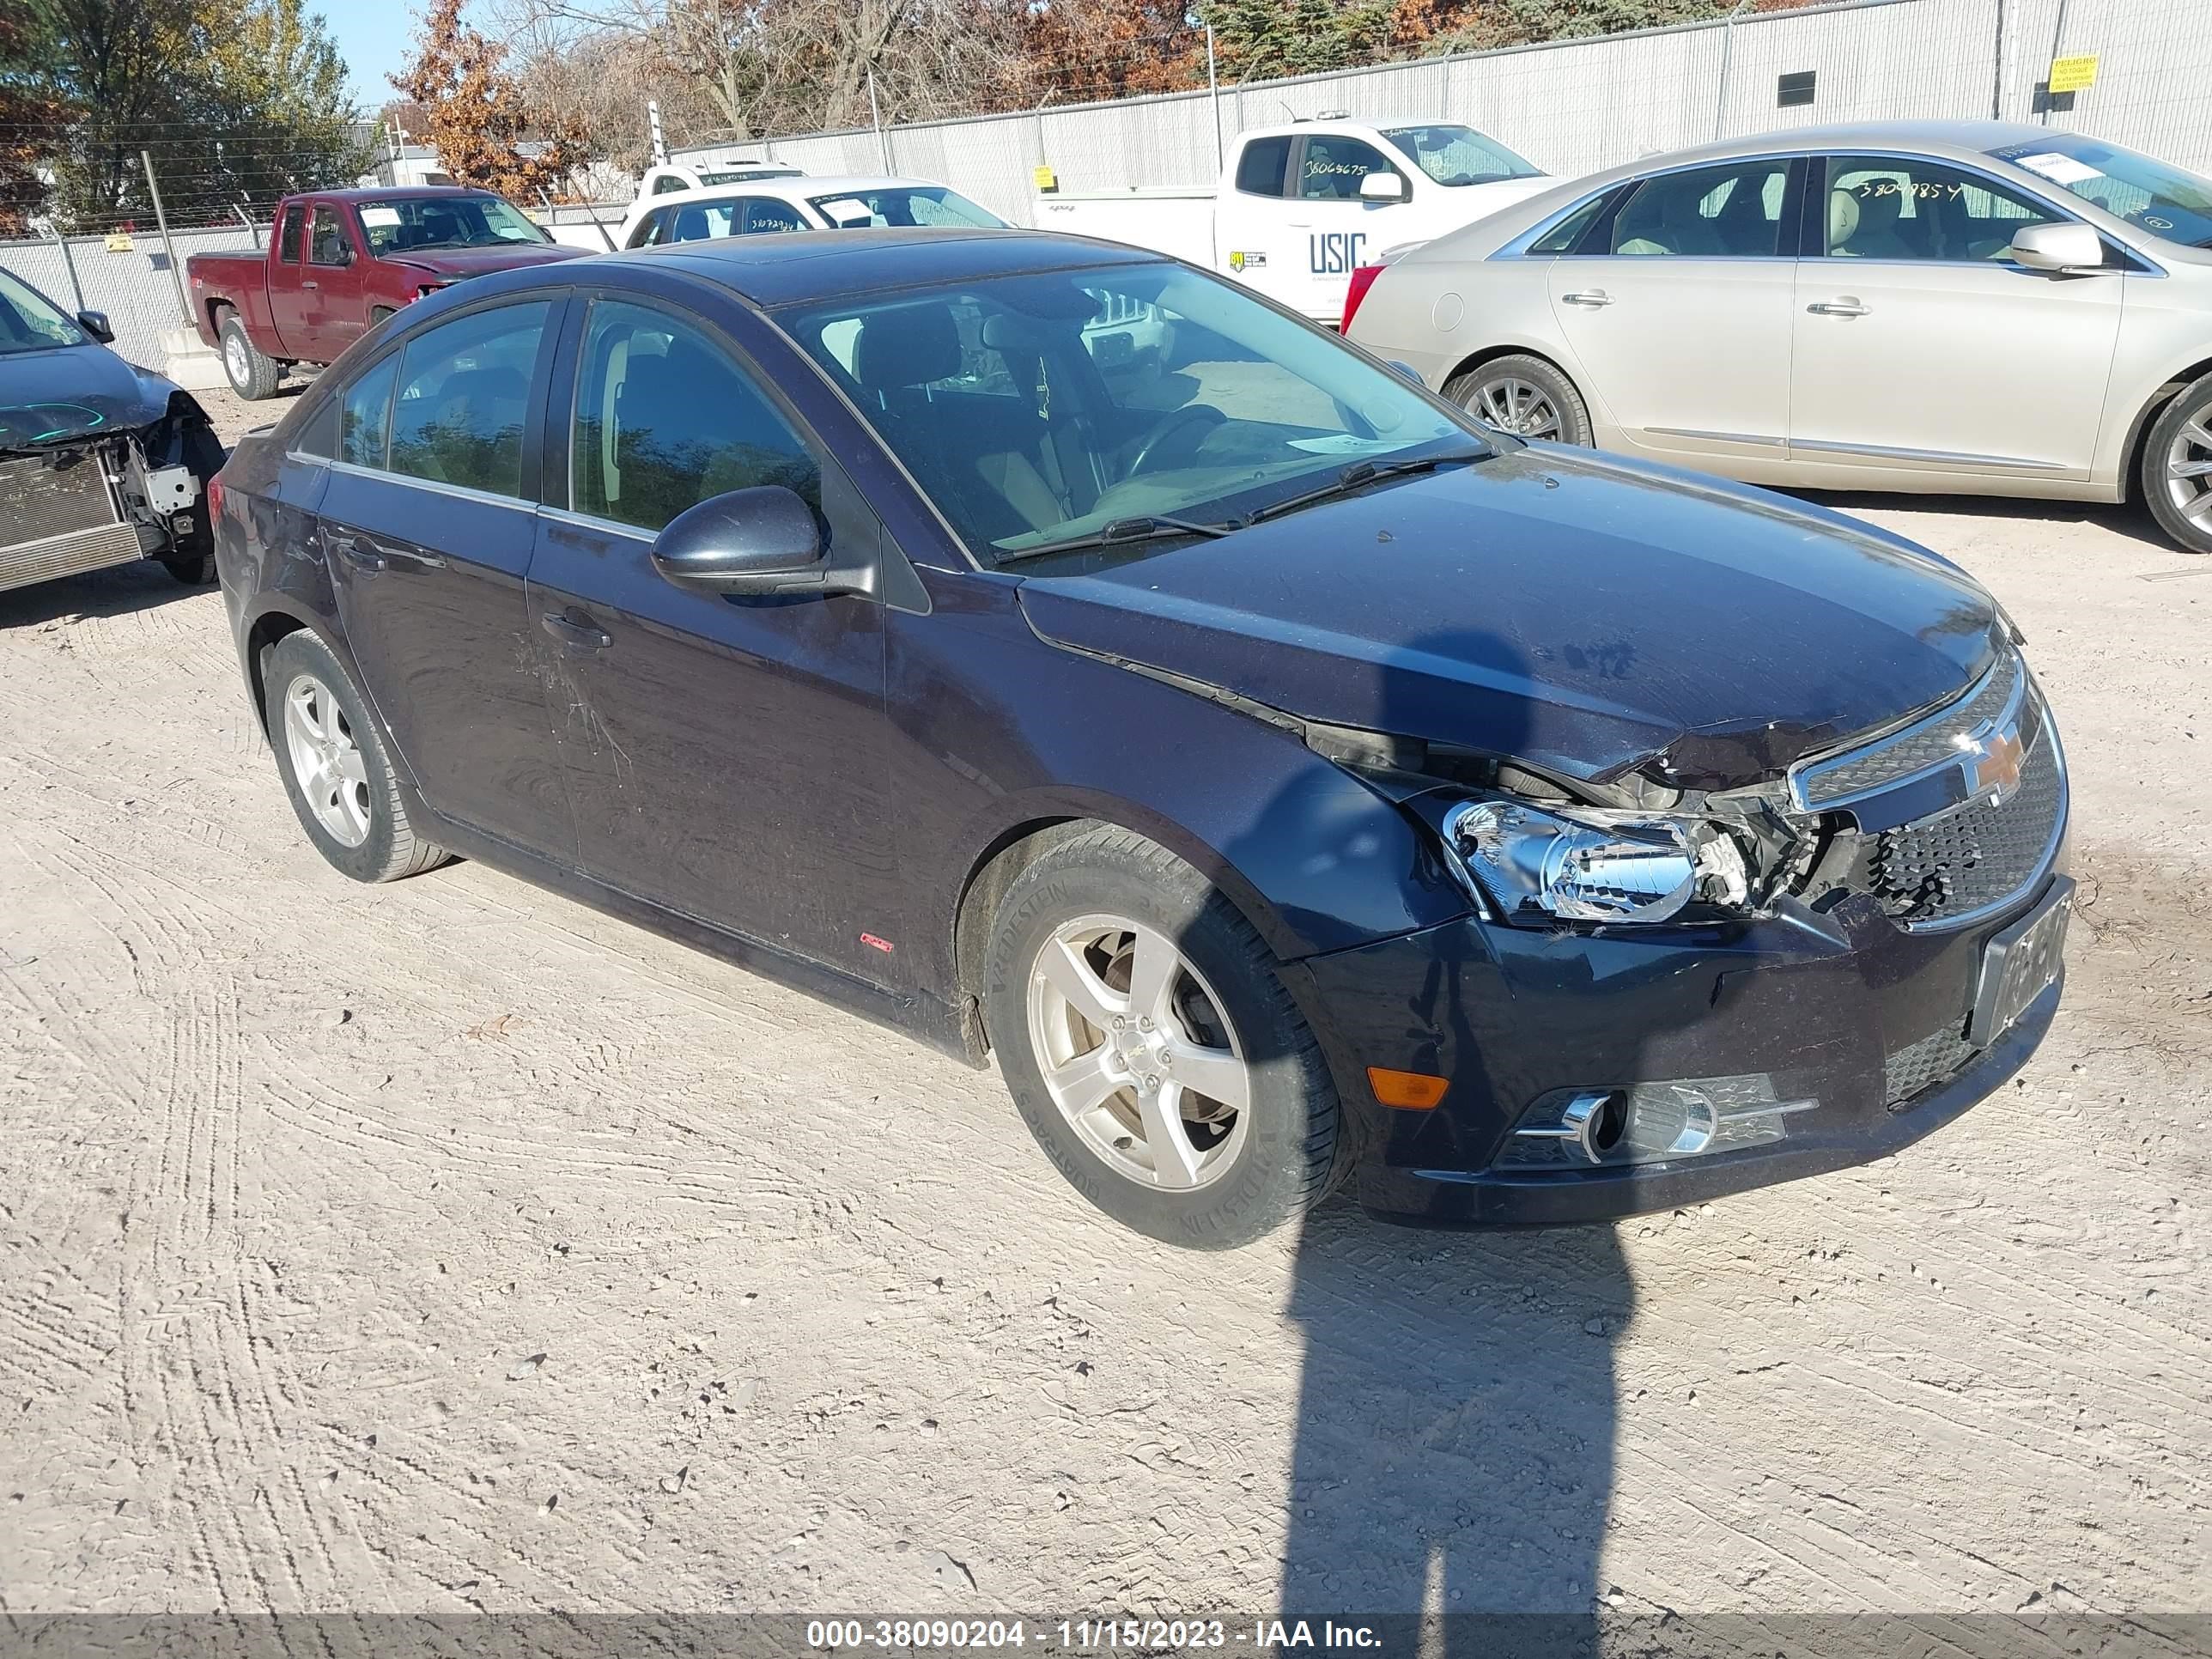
2;219;270;373
688;0;2212;229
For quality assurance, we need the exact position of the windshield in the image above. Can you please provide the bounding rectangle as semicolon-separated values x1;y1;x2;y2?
805;186;1006;230
1381;124;1542;187
1990;136;2212;248
0;268;88;355
781;262;1474;563
357;195;550;255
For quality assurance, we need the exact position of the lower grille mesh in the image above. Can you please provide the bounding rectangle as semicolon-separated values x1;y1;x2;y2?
1860;728;2062;927
1883;1022;1979;1109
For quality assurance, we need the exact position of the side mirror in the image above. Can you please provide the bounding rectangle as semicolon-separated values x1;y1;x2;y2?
76;310;114;343
1358;172;1409;204
2008;222;2106;273
652;484;856;596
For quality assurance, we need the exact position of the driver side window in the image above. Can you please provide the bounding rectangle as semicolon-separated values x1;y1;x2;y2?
308;206;351;267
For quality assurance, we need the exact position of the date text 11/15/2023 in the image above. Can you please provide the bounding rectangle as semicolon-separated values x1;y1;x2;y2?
805;1618;1385;1650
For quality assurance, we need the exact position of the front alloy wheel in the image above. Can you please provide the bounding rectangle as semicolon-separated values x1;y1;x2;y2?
1026;915;1251;1191
984;824;1346;1248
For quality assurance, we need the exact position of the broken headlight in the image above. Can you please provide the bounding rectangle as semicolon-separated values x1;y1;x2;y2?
1440;799;1750;926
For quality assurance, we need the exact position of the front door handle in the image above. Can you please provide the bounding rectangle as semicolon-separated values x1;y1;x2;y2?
1561;289;1613;307
325;530;385;573
540;610;611;651
1808;299;1870;317
301;280;319;291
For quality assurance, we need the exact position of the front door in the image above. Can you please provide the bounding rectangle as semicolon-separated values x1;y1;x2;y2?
318;295;575;857
1788;154;2124;482
1283;132;1417;324
267;204;313;355
526;294;897;984
1545;157;1802;467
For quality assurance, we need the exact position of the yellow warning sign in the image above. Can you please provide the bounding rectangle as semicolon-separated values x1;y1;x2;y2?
105;232;135;252
2048;54;2099;94
1033;165;1058;192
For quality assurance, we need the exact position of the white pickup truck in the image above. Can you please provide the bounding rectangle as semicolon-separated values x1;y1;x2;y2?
1034;119;1554;325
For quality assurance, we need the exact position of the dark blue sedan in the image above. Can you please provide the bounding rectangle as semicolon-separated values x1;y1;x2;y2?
209;228;2069;1246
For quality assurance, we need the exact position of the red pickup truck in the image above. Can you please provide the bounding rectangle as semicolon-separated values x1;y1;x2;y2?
186;186;583;399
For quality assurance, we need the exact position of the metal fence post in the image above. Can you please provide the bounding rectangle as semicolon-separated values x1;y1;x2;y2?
48;225;88;313
1206;25;1224;173
2039;0;2071;125
234;203;261;250
868;69;891;173
140;149;192;326
1713;0;1754;142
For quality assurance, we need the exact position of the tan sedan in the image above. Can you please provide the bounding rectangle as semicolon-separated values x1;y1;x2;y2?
1345;120;2212;552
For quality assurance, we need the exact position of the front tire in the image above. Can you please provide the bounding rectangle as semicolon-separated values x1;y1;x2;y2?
982;826;1345;1249
161;551;216;585
262;631;449;883
218;311;282;401
1444;352;1594;446
2141;371;2212;554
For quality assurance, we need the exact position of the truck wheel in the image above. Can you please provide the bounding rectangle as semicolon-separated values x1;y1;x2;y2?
368;306;396;330
218;312;282;401
2141;371;2212;555
1444;353;1593;446
262;631;450;883
982;825;1346;1249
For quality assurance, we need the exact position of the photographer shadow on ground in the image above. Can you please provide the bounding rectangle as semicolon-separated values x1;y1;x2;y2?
1222;623;1638;1650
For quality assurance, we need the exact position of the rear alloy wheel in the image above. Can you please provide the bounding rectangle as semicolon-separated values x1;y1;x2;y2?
1443;352;1593;447
2142;372;2212;554
218;312;283;401
984;825;1345;1248
263;630;449;883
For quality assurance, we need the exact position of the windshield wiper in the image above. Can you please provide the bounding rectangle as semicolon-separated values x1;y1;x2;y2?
996;514;1238;562
1245;448;1492;526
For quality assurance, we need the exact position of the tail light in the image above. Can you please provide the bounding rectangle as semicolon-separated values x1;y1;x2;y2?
205;472;224;527
1340;264;1386;333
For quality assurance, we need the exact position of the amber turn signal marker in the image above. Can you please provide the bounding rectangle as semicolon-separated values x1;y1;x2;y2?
1367;1066;1449;1109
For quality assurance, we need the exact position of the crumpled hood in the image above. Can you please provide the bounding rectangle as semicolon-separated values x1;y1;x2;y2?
0;341;182;448
1016;446;2001;792
385;244;586;281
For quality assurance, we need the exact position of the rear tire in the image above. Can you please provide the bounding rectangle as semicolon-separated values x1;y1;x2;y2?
218;311;282;401
982;825;1346;1249
1444;352;1593;446
262;630;450;883
2141;371;2212;555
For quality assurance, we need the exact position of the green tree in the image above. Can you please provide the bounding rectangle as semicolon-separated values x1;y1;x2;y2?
1202;0;1394;80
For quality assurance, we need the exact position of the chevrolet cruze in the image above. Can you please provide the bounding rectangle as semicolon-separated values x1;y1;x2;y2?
210;229;2071;1247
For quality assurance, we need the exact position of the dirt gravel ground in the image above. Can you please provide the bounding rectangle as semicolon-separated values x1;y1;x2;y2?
1;385;2206;1630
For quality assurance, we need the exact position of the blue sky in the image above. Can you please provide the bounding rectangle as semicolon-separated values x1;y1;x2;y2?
325;1;428;112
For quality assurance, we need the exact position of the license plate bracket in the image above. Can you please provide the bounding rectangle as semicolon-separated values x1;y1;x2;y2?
1966;876;2073;1047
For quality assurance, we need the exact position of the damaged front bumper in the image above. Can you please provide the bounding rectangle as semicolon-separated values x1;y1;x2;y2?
0;399;221;597
1288;872;2068;1228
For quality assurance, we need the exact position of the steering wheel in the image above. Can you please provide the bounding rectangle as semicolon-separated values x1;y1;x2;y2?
1127;405;1226;477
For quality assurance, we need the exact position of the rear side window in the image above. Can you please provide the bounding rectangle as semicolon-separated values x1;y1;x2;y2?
387;301;550;498
277;207;304;264
1610;161;1791;258
338;356;398;468
1235;137;1293;198
570;300;819;533
1529;194;1612;254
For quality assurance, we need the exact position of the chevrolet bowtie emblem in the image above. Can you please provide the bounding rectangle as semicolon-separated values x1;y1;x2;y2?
1965;722;2025;802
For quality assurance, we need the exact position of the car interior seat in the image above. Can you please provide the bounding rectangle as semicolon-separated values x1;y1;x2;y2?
1837;184;1917;258
672;206;713;243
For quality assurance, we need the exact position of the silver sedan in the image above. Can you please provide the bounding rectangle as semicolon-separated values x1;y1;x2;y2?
1346;120;2212;553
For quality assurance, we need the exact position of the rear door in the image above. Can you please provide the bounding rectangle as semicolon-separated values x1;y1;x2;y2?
1212;137;1305;309
267;204;313;354
527;289;901;982
1544;156;1803;466
299;204;368;362
1787;153;2124;483
316;295;575;857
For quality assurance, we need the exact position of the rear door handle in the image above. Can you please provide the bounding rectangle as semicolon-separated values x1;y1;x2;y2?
540;610;611;651
1808;299;1870;317
325;530;385;572
1561;289;1613;307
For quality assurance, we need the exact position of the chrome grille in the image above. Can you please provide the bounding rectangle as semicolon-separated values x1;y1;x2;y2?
1884;1021;1978;1109
1792;650;2021;810
1858;723;2063;927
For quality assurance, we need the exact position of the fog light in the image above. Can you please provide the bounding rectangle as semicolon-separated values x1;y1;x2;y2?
1495;1074;1816;1170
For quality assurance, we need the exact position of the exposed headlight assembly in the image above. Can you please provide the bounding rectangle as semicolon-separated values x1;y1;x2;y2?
1441;799;1749;926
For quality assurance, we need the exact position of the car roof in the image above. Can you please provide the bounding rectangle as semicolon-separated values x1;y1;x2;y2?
638;175;960;208
642;226;1160;307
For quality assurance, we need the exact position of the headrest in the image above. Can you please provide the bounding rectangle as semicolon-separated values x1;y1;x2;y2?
1827;187;1860;248
1855;184;1902;227
852;305;961;392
